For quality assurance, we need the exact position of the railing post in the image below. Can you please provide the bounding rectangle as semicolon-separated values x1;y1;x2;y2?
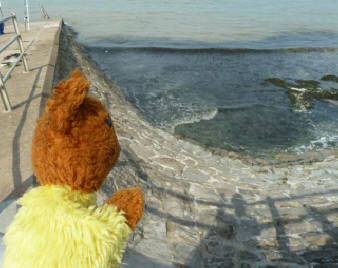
24;0;30;31
40;4;50;20
0;2;4;18
0;71;12;112
11;12;29;72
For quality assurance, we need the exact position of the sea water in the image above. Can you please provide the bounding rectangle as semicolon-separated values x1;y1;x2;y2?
4;0;338;157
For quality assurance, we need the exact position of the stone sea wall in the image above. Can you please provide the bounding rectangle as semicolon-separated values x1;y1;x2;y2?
54;24;338;268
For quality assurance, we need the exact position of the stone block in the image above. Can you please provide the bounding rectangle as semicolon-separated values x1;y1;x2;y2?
122;250;175;268
302;233;331;248
203;234;224;257
174;243;200;267
163;196;184;219
130;143;156;159
134;238;174;262
0;199;18;233
151;157;185;172
143;219;167;239
183;167;210;183
204;256;234;268
239;250;261;262
167;222;200;245
194;205;219;227
189;184;219;203
284;222;317;235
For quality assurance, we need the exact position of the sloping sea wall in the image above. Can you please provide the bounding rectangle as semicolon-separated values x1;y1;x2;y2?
54;23;338;268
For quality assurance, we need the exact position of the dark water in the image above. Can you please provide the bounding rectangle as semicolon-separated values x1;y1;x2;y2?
86;33;338;158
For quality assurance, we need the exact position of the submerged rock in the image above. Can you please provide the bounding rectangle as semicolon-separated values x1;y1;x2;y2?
265;77;338;111
321;74;338;83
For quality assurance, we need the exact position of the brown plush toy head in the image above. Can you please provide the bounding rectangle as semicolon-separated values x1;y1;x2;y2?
32;69;120;193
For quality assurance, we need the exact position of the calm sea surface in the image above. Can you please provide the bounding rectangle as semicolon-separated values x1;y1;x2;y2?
4;0;338;157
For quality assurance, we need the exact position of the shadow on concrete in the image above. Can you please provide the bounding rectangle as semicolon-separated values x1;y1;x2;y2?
11;67;41;189
0;232;5;265
0;67;43;212
0;175;33;214
12;93;42;110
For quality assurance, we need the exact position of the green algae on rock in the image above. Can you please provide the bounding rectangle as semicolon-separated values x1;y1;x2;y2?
321;74;338;83
265;78;338;111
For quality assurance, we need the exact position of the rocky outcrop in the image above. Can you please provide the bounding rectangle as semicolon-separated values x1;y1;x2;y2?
55;24;338;267
321;74;338;83
265;78;338;111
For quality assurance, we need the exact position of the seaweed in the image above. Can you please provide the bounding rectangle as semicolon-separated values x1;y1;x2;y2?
321;74;338;83
265;78;338;111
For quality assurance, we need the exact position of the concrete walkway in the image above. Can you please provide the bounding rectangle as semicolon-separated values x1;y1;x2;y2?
0;20;62;243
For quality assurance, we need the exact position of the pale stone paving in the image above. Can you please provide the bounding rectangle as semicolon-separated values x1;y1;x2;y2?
59;25;338;267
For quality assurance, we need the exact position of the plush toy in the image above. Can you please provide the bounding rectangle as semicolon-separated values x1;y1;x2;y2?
2;70;144;268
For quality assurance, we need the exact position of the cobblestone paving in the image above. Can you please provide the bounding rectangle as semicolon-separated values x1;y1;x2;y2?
58;25;338;267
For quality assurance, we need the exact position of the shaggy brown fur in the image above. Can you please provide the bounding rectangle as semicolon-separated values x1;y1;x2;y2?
32;69;144;229
107;187;144;231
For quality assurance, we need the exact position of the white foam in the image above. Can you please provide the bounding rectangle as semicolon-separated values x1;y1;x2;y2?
170;107;218;132
290;134;338;154
289;87;307;92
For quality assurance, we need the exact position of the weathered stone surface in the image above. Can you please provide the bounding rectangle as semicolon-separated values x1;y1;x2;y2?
166;221;201;245
239;250;260;262
133;238;174;261
130;142;156;159
189;184;219;203
182;167;210;182
203;235;225;256
143;219;167;239
173;243;200;267
204;256;234;268
122;250;175;268
151;157;185;173
194;206;219;227
163;196;185;219
302;233;332;248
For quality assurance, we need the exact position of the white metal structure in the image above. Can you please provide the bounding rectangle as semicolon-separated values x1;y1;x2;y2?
0;2;3;18
0;13;29;112
40;4;49;20
24;0;30;31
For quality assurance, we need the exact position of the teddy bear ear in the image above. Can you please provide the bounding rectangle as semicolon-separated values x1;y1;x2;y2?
45;69;90;131
69;68;85;79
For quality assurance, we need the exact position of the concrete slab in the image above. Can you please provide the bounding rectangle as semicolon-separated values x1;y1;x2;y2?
0;199;19;234
0;233;4;265
0;19;62;203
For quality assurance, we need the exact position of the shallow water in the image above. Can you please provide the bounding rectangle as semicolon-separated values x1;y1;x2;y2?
4;0;338;157
87;40;338;157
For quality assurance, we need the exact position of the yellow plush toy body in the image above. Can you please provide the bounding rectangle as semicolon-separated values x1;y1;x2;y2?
2;70;144;267
3;186;131;268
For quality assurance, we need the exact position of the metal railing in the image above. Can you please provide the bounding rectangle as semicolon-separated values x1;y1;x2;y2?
40;4;50;20
0;12;29;112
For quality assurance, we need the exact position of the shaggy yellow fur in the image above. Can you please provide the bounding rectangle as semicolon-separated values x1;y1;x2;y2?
3;185;131;268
